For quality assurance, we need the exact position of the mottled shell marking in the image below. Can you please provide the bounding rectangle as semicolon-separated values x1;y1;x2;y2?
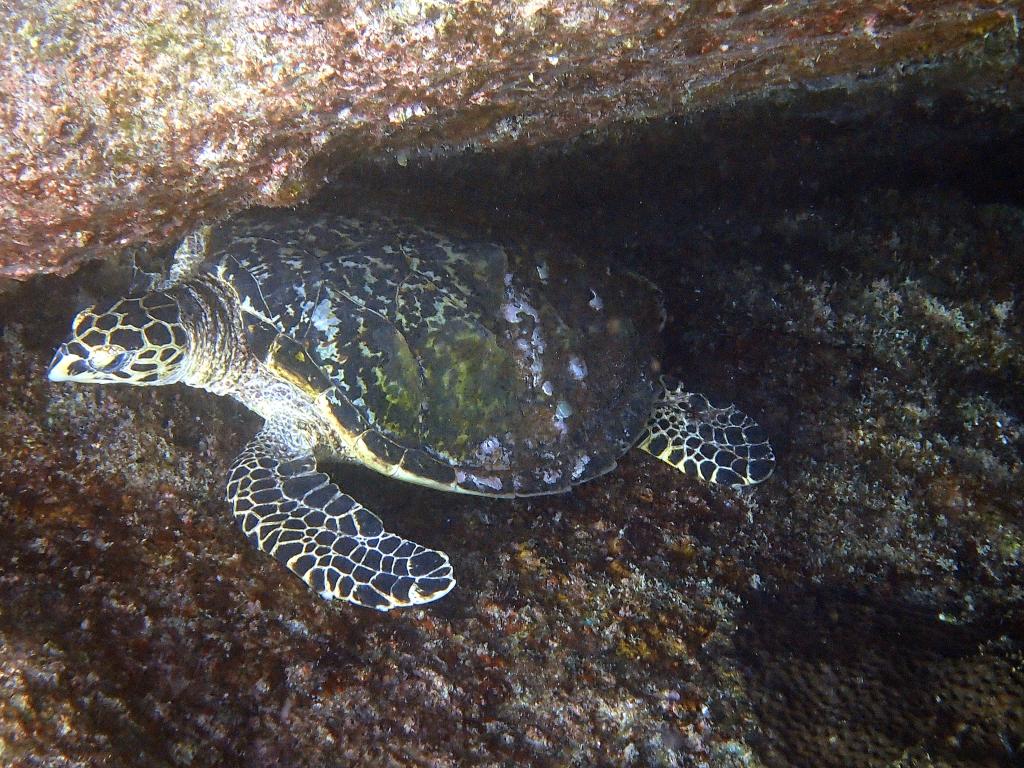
202;209;661;496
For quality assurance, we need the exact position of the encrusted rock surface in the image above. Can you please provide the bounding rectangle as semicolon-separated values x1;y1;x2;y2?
1;0;1021;278
1;112;1021;764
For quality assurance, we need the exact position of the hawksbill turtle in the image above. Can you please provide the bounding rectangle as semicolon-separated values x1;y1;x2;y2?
48;208;774;611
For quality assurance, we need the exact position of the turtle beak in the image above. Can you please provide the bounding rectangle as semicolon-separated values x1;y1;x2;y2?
47;344;89;382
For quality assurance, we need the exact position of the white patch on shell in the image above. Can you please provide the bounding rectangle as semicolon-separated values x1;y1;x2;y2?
541;380;553;396
473;435;512;471
536;261;549;282
316;340;339;362
528;327;546;386
568;356;587;380
552;415;568;437
588;290;603;311
477;436;502;458
351;396;374;424
571;454;591;480
551;399;574;437
311;298;340;335
542;468;561;485
502;292;540;324
455;469;503;491
505;281;547;388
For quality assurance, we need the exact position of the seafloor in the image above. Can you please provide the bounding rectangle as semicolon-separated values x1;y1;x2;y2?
1;100;1022;767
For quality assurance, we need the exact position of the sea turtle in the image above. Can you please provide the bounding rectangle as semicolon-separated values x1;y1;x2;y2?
48;208;774;611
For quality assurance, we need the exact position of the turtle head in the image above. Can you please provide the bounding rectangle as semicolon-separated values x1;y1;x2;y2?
48;292;191;386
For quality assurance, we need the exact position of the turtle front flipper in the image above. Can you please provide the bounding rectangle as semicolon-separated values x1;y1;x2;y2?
637;378;775;488
227;427;455;610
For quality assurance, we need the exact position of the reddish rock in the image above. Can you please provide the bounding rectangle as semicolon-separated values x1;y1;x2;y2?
0;0;1020;278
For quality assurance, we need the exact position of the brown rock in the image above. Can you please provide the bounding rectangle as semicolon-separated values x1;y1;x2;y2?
1;0;1020;278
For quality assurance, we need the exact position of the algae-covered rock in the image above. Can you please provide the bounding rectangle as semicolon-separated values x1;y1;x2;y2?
0;0;1020;278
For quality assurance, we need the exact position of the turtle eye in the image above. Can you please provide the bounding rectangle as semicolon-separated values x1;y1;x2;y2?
89;345;131;372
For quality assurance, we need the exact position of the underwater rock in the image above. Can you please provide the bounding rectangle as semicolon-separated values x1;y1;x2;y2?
1;159;1022;765
0;0;1019;278
735;590;1024;767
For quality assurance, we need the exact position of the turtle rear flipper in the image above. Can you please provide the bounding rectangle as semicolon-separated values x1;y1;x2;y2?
227;428;455;610
637;378;775;488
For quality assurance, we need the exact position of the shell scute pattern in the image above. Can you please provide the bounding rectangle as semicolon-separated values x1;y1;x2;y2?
203;210;660;496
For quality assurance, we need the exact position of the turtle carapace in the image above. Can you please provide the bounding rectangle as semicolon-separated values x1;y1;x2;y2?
48;209;775;611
